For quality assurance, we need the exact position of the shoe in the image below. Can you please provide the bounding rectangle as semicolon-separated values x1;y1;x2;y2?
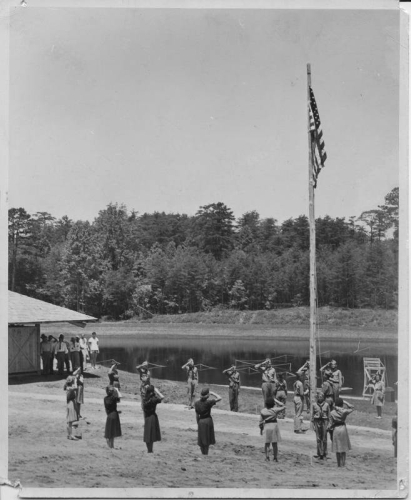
294;430;303;434
265;456;270;461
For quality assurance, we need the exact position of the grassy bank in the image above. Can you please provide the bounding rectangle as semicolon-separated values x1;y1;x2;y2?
131;306;398;329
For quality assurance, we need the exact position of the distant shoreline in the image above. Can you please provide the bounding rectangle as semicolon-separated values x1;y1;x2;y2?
40;321;398;342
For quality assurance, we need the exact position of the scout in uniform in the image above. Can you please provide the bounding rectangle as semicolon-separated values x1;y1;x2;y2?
223;364;240;412
182;358;199;409
254;358;277;404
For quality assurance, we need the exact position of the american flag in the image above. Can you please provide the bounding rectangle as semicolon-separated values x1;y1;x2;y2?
309;86;327;188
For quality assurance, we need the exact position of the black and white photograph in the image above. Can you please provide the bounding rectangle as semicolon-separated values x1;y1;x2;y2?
2;0;408;497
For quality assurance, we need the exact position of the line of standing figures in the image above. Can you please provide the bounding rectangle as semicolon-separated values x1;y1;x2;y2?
63;356;390;469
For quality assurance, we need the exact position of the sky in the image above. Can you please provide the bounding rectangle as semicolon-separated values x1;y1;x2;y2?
8;7;400;224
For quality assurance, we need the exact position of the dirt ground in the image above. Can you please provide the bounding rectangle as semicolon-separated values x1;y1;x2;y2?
8;367;397;491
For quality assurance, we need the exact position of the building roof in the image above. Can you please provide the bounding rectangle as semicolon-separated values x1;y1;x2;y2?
8;291;97;326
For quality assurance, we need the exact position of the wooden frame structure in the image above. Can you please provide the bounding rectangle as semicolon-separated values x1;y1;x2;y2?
363;357;386;398
8;325;41;375
8;291;97;376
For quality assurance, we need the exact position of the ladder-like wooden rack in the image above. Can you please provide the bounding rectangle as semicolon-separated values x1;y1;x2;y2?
363;357;386;398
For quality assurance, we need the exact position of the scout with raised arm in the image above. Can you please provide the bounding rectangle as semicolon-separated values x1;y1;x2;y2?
182;358;199;409
254;358;277;404
222;364;241;412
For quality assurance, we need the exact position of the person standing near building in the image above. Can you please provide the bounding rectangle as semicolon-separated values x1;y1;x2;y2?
40;334;53;375
54;334;69;376
70;336;81;372
222;364;240;412
311;391;330;460
48;335;58;374
79;333;89;372
293;372;308;433
63;337;71;374
182;358;199;409
254;358;277;404
88;332;99;369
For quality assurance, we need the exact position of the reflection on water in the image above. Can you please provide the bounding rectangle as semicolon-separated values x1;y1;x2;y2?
99;336;398;397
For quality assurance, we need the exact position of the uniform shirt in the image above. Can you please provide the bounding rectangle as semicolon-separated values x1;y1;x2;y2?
54;341;68;354
143;395;161;417
259;406;282;425
329;406;352;429
311;401;330;420
330;369;343;387
322;380;335;401
66;388;77;403
226;370;240;389
139;369;151;387
293;380;305;397
104;395;119;415
373;381;385;394
261;366;277;384
186;366;199;382
108;369;119;385
70;341;81;352
40;340;53;353
88;337;99;352
276;380;287;394
195;399;216;421
79;338;88;350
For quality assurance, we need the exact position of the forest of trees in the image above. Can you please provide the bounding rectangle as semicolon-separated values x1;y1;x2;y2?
8;188;399;319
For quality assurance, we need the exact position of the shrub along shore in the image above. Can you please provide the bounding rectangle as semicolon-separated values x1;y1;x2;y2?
145;306;398;329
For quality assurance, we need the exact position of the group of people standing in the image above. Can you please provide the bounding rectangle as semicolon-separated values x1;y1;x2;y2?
40;331;100;376
102;361;165;452
62;351;392;468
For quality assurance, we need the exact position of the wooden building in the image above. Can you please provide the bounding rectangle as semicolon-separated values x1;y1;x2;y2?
8;291;97;375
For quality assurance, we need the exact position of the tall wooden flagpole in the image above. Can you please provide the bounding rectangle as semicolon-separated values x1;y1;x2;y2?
307;63;317;411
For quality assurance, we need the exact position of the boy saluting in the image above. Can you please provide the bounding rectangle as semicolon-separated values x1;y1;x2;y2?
182;358;198;409
223;364;240;412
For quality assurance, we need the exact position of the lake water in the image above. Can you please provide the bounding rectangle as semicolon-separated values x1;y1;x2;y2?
98;334;398;397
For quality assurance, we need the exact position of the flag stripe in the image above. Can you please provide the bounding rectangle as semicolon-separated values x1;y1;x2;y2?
309;86;327;188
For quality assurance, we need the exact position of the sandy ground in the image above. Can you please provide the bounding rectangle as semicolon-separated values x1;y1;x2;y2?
8;368;397;491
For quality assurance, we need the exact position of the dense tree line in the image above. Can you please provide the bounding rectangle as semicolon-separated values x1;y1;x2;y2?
8;188;398;319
